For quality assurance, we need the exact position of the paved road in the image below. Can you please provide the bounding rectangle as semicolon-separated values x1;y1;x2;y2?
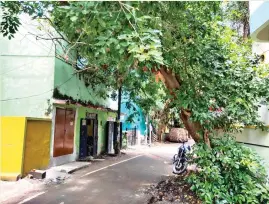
8;143;180;204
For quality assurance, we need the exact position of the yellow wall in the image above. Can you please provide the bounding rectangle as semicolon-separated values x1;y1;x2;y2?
23;119;51;175
0;117;26;175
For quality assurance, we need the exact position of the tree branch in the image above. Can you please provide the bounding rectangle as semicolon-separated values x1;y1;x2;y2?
27;32;65;41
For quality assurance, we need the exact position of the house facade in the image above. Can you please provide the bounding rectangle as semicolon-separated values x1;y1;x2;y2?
234;1;269;164
121;95;147;145
0;15;118;178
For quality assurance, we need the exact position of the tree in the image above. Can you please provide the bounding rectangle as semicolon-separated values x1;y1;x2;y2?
1;2;269;147
224;1;250;39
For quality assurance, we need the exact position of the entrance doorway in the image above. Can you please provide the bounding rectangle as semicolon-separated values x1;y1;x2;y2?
79;118;98;159
53;108;75;157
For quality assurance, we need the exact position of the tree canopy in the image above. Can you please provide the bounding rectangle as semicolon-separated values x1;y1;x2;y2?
1;1;269;144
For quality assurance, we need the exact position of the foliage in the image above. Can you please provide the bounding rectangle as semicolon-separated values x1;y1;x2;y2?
148;2;269;133
224;1;249;37
1;2;269;139
47;1;167;116
0;1;51;39
187;135;269;203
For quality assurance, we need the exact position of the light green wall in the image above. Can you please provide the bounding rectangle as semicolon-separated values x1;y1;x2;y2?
0;56;54;117
235;128;269;147
0;15;55;118
235;128;269;165
54;58;118;110
76;107;117;155
54;104;117;155
242;144;269;166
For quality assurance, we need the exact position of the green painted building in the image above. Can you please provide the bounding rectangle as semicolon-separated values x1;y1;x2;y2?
1;14;118;167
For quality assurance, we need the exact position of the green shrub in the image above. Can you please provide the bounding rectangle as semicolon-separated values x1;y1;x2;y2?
186;134;269;204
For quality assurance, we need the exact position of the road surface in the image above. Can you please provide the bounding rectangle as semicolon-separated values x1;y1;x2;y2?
6;143;181;204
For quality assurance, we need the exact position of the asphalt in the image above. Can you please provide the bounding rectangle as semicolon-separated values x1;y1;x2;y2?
6;143;180;204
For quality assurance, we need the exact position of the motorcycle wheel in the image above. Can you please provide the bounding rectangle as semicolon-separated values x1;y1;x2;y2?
172;160;187;174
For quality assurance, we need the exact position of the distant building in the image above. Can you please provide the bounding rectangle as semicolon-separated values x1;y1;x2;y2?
120;94;147;145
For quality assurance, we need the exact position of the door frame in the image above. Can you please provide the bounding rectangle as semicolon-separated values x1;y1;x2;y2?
49;106;77;167
79;118;98;159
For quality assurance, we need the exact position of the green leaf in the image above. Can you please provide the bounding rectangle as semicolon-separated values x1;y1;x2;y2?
70;16;78;22
82;10;89;15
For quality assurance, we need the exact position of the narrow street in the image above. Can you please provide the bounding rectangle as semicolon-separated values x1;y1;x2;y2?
5;143;180;204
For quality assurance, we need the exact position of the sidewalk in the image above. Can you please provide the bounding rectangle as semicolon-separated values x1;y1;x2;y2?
0;153;139;204
0;178;44;203
0;161;90;203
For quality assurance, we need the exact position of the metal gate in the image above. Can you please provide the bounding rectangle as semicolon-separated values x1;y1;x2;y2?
79;119;98;159
126;127;137;146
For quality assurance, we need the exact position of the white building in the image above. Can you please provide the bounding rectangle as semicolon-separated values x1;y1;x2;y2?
235;1;269;164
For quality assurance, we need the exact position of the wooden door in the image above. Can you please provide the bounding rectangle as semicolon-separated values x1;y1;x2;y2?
64;109;75;154
53;108;75;157
53;108;65;157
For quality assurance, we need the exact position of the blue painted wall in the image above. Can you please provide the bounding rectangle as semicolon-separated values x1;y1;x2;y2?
121;98;146;136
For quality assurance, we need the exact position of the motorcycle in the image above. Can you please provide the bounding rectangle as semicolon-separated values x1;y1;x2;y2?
172;142;191;174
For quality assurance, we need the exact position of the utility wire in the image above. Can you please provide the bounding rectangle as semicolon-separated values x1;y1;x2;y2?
0;32;76;77
0;34;56;76
0;22;83;101
20;31;78;68
0;58;41;76
20;23;78;63
1;74;77;102
1;21;80;76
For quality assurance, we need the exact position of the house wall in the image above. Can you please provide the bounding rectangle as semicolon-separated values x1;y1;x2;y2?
240;7;269;164
121;100;146;137
0;14;55;118
252;42;269;64
23;119;51;176
0;117;52;177
0;117;26;175
234;93;269;164
235;128;269;164
49;104;117;166
49;56;118;166
1;14;119;169
54;58;118;111
250;1;269;41
76;107;117;155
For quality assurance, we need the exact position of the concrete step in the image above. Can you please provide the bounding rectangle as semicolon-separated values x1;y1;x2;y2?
51;161;90;174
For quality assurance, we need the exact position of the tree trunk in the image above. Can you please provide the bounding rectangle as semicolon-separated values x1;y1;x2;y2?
115;86;122;154
243;19;250;40
155;68;203;142
156;101;170;141
153;67;207;144
243;1;250;40
180;109;201;143
157;123;166;141
203;129;211;148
